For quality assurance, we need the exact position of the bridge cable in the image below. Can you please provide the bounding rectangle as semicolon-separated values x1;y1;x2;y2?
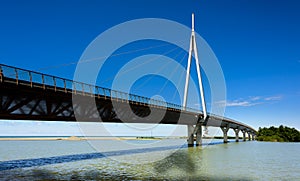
4;40;191;87
34;40;187;73
97;45;185;85
6;42;185;81
131;49;185;91
156;51;188;97
170;53;188;103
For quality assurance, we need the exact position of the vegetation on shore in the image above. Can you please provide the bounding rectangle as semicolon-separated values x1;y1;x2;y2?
256;125;300;142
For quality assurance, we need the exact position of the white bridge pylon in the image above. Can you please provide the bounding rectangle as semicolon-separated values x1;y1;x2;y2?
183;13;207;146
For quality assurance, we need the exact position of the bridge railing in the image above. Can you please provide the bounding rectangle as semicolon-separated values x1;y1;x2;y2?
207;112;256;131
0;64;257;132
0;64;199;113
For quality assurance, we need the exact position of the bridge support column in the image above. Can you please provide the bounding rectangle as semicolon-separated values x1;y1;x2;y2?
241;130;246;141
195;124;202;146
187;125;194;147
234;128;240;142
252;133;256;141
248;132;251;141
221;125;230;143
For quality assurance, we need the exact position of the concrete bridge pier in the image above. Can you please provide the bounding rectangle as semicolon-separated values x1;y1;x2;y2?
241;130;246;141
187;125;195;147
234;128;240;142
195;124;202;146
221;125;230;143
248;132;251;141
252;133;256;141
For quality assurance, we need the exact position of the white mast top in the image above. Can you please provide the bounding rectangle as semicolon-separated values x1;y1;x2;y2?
192;13;195;32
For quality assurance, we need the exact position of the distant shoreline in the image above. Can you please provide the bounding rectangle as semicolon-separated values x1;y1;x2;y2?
0;136;136;141
0;136;180;141
0;136;244;141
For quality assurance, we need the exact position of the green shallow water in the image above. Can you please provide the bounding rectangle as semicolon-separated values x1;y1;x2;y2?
0;140;299;180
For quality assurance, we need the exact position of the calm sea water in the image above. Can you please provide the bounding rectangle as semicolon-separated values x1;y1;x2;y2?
0;139;299;180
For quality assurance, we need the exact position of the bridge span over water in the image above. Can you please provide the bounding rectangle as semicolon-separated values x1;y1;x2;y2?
0;64;256;146
0;15;257;146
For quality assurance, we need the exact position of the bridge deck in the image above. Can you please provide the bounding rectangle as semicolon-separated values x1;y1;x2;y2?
0;64;256;133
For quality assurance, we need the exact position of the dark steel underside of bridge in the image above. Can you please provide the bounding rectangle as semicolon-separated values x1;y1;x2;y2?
0;78;256;133
0;79;194;124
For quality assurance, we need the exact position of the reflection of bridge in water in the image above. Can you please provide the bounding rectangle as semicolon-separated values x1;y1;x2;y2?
0;14;256;147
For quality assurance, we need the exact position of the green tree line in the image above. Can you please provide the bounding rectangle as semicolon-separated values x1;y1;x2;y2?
257;125;300;142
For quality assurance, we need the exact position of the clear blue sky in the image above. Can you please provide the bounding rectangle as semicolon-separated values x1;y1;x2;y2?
0;0;299;136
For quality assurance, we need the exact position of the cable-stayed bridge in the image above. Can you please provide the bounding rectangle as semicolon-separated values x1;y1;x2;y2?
0;14;256;146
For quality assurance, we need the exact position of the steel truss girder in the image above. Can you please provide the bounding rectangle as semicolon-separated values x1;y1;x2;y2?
0;82;189;125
